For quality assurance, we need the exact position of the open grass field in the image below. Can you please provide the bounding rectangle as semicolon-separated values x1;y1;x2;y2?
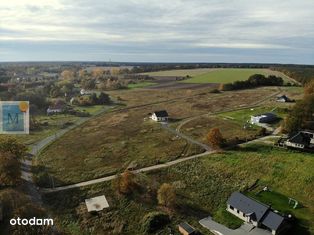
179;116;262;145
141;68;217;77
36;107;204;187
182;68;293;84
36;87;279;187
10;114;80;146
44;144;314;235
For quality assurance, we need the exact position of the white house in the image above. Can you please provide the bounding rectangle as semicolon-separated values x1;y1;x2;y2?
150;110;169;122
276;95;293;103
284;131;314;150
227;192;290;235
250;113;278;125
80;89;92;96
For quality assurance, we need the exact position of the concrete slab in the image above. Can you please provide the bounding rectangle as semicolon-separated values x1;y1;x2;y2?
199;216;272;235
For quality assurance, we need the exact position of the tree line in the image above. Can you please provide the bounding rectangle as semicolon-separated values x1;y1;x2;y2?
219;74;284;91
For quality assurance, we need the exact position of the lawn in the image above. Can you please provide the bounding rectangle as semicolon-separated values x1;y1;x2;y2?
182;68;292;84
127;82;157;89
43;144;314;235
217;106;288;126
179;116;262;145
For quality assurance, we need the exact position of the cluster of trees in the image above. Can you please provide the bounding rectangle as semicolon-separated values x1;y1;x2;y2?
72;92;111;106
0;137;26;187
219;74;284;91
283;80;314;133
272;66;314;85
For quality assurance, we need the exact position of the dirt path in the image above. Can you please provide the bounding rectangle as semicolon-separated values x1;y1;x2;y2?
20;105;114;204
176;87;282;133
40;151;213;193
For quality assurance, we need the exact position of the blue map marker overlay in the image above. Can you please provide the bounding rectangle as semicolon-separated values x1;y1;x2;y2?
0;101;29;134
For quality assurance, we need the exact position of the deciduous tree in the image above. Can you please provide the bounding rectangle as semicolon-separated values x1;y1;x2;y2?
157;183;176;208
206;128;225;149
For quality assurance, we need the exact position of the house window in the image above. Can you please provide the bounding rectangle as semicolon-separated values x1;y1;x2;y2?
237;210;240;214
230;205;234;210
243;212;245;217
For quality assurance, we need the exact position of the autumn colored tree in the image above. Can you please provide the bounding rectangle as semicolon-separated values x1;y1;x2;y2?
157;183;176;208
0;136;26;159
206;128;225;149
116;170;137;195
304;80;314;95
0;152;21;187
60;70;75;80
218;83;225;91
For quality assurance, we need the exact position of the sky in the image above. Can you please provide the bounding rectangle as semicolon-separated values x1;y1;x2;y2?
0;0;313;64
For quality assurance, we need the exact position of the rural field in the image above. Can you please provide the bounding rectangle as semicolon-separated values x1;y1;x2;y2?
142;68;296;84
43;143;314;235
35;87;280;188
35;107;204;187
179;116;263;145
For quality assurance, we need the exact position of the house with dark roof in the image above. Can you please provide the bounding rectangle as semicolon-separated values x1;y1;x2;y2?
250;112;278;125
178;222;196;235
150;110;169;122
284;131;314;150
276;95;293;103
227;192;290;235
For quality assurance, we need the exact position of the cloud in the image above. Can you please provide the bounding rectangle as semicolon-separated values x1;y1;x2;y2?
0;0;313;63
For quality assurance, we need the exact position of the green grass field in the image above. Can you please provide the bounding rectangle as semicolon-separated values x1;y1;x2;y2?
182;68;287;84
44;144;314;235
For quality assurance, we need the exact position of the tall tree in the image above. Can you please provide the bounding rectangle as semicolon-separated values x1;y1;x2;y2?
206;128;225;149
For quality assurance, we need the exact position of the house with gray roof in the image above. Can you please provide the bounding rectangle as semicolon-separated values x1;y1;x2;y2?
227;192;290;235
150;110;169;122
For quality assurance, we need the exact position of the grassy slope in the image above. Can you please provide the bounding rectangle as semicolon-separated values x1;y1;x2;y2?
44;144;314;235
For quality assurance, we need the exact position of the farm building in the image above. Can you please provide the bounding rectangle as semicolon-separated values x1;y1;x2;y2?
283;131;314;150
178;222;196;235
250;113;278;124
47;101;65;115
276;95;293;103
150;110;169;122
227;192;290;235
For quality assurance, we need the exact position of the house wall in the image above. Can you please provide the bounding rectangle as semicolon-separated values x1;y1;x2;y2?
226;205;258;226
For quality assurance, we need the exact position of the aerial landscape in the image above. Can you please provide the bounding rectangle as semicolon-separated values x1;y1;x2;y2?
0;1;313;235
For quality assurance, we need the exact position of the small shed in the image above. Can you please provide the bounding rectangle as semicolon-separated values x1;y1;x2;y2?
178;222;196;235
85;195;109;212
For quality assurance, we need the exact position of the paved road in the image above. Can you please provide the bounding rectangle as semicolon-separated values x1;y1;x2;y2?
40;150;213;193
199;216;271;235
20;105;114;205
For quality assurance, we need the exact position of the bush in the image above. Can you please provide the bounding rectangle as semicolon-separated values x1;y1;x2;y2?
157;183;176;208
209;88;221;93
141;211;170;233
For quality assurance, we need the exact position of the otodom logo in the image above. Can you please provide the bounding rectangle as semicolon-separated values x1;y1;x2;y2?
0;101;29;134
